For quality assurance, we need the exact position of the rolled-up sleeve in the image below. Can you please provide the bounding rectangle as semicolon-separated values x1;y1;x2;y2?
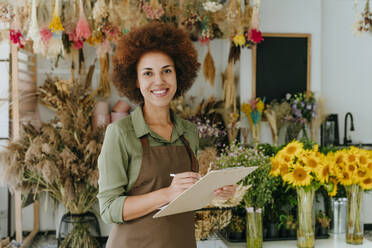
97;124;129;224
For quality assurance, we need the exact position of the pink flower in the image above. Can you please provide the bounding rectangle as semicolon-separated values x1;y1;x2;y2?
73;40;84;50
247;29;264;44
75;18;91;40
10;29;24;48
40;27;52;44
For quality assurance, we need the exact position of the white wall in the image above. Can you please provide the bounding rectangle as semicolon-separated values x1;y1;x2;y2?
322;0;372;145
321;0;372;222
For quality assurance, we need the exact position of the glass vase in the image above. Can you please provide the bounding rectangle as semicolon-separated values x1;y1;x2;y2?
297;187;315;248
246;207;262;248
285;122;304;143
58;212;101;248
346;184;364;245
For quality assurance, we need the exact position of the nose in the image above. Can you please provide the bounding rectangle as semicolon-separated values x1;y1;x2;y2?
153;72;164;85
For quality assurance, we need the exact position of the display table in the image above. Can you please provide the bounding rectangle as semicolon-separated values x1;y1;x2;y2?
197;233;372;248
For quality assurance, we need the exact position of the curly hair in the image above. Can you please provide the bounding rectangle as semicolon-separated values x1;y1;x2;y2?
112;22;201;104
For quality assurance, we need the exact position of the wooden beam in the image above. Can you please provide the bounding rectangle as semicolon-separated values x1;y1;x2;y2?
20;201;39;248
11;42;23;244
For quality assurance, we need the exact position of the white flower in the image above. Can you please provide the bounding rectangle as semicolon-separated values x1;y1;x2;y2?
203;1;223;13
286;93;291;100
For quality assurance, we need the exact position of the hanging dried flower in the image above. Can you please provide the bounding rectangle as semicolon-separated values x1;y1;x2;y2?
9;29;24;48
92;0;109;25
143;0;165;20
233;33;246;46
40;27;52;44
247;28;263;43
203;44;216;86
75;0;91;40
48;0;64;33
203;1;223;13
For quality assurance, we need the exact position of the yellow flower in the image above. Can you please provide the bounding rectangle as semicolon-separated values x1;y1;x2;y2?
49;11;64;32
283;164;311;187
282;140;303;158
334;150;345;165
358;151;368;166
277;151;293;164
303;151;321;173
270;157;280;177
279;162;290;177
318;162;331;184
338;170;353;186
256;99;265;113
233;34;246;46
327;177;338;197
86;32;103;46
360;177;372;190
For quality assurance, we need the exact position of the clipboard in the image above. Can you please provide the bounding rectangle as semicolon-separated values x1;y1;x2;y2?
153;166;258;218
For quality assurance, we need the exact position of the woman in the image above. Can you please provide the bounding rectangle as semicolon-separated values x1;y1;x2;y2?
97;22;236;248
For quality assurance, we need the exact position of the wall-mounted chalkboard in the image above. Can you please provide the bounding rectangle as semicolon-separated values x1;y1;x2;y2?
252;33;311;103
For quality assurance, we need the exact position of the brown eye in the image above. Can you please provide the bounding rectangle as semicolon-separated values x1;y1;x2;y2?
143;71;152;77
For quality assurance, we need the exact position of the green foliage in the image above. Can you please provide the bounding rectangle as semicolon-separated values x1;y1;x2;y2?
214;143;280;209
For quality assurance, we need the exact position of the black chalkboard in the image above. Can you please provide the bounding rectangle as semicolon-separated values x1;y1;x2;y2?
254;35;310;103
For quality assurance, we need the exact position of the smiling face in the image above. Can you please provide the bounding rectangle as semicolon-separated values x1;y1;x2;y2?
136;51;177;108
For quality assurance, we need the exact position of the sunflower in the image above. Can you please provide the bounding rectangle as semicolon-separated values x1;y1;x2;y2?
358;151;368;166
279;162;290;177
318;162;331;183
367;161;372;171
346;163;357;175
337;170;353;186
303;152;321;173
346;149;357;164
327;177;338;197
283;164;311;186
283;140;303;158
334;150;345;165
277;151;293;164
270;157;280;176
360;177;372;190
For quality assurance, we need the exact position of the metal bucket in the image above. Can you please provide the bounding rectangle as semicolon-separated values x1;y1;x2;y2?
330;198;347;234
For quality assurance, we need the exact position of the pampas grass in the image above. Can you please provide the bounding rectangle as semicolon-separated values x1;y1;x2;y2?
203;44;216;86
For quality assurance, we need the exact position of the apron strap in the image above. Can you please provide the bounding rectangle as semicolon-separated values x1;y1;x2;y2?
140;135;150;153
179;135;198;173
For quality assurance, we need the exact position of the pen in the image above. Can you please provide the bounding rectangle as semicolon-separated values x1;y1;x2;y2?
170;173;175;177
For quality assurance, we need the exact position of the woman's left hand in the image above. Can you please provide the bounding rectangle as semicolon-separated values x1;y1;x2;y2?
213;184;237;200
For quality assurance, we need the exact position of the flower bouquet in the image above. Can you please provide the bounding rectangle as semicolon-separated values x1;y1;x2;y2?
328;147;372;244
284;92;317;143
270;140;331;248
242;98;265;144
214;143;276;248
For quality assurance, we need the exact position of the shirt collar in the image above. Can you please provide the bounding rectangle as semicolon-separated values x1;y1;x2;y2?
131;104;184;139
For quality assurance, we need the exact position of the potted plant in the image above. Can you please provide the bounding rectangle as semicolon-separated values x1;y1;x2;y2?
226;214;246;241
316;210;331;236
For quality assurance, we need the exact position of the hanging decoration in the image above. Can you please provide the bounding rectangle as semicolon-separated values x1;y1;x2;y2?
2;0;263;60
222;60;236;112
47;0;65;58
352;0;372;35
202;43;216;86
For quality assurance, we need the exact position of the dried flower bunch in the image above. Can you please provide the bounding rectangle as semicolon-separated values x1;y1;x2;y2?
0;76;104;214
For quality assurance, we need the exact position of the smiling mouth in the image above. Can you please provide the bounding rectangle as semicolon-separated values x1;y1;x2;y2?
151;89;169;97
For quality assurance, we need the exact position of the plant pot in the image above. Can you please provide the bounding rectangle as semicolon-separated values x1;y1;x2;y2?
319;227;328;236
268;223;279;238
279;226;288;238
246;207;263;248
288;228;296;238
58;212;101;248
346;184;364;245
297;187;315;248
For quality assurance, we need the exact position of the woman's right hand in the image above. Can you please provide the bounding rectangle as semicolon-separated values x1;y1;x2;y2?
165;172;200;202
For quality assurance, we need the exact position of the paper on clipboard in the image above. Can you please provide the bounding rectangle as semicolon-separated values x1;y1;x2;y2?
153;166;258;218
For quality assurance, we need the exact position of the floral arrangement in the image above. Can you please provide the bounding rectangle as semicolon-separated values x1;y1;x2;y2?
264;100;291;145
284;92;317;125
352;0;372;36
330;147;372;190
194;117;227;150
0;76;104;248
242;97;265;144
283;92;317;142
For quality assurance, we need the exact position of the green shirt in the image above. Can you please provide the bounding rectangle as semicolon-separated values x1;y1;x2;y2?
97;106;199;224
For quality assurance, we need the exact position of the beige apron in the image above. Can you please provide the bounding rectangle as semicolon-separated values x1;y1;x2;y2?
105;134;198;248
